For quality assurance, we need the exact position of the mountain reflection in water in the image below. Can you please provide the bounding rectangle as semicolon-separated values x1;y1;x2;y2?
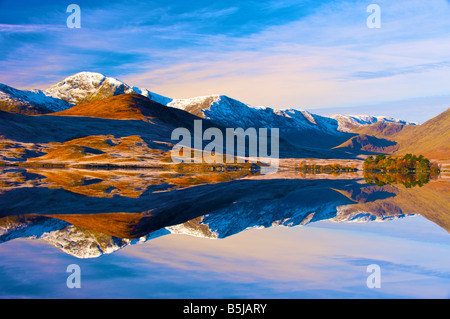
0;167;448;259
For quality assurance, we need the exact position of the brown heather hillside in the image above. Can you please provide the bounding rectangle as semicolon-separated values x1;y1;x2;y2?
52;93;173;121
0;94;263;168
0;94;208;166
333;108;449;160
0;92;448;165
392;107;449;159
354;121;407;139
0;99;50;115
332;133;398;154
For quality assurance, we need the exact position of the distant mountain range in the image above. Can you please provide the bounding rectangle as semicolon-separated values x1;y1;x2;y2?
0;72;448;163
0;72;414;128
0;72;171;113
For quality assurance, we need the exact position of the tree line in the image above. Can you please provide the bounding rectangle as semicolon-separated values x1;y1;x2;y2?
363;154;440;173
297;162;358;172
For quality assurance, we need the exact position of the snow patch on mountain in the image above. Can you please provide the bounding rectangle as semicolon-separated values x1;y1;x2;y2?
330;114;417;132
165;93;417;139
331;205;416;223
43;72;172;106
0;83;73;112
0;217;71;242
167;222;219;239
45;72;131;104
166;94;342;136
167;95;220;111
132;86;173;105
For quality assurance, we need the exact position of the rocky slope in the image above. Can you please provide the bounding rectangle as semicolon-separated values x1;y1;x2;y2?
0;83;72;114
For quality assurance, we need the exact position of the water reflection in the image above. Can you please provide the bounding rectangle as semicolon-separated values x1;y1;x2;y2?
0;167;448;258
363;170;439;188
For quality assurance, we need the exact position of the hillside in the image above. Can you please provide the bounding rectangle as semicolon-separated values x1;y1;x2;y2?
0;72;412;135
0;94;216;166
392;107;450;159
53;93;184;122
353;121;408;139
0;72;447;162
332;134;398;154
332;108;449;159
0;93;308;166
0;83;72;114
165;94;359;156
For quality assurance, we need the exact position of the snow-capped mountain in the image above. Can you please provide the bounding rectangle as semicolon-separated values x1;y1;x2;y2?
330;114;416;132
0;72;172;115
44;71;172;106
164;94;358;156
166;94;340;135
164;94;417;135
0;72;413;137
0;83;72;114
0;71;421;159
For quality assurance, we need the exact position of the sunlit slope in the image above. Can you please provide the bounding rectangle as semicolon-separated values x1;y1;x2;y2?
392;107;449;159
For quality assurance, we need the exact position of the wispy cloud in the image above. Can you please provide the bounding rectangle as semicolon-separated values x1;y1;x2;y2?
0;23;65;33
349;61;450;80
340;256;450;279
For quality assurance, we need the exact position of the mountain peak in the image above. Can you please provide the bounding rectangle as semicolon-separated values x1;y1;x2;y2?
44;72;131;105
63;71;107;80
43;71;173;107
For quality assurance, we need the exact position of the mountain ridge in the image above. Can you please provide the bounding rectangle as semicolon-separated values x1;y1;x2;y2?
0;72;414;130
0;71;448;161
0;83;72;114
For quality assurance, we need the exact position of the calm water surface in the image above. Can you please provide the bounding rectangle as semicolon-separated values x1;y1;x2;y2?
0;168;449;298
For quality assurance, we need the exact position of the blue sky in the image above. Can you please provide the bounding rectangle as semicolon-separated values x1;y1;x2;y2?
1;0;449;122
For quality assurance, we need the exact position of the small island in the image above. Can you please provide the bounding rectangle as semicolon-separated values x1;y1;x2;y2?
362;154;441;188
363;153;440;173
